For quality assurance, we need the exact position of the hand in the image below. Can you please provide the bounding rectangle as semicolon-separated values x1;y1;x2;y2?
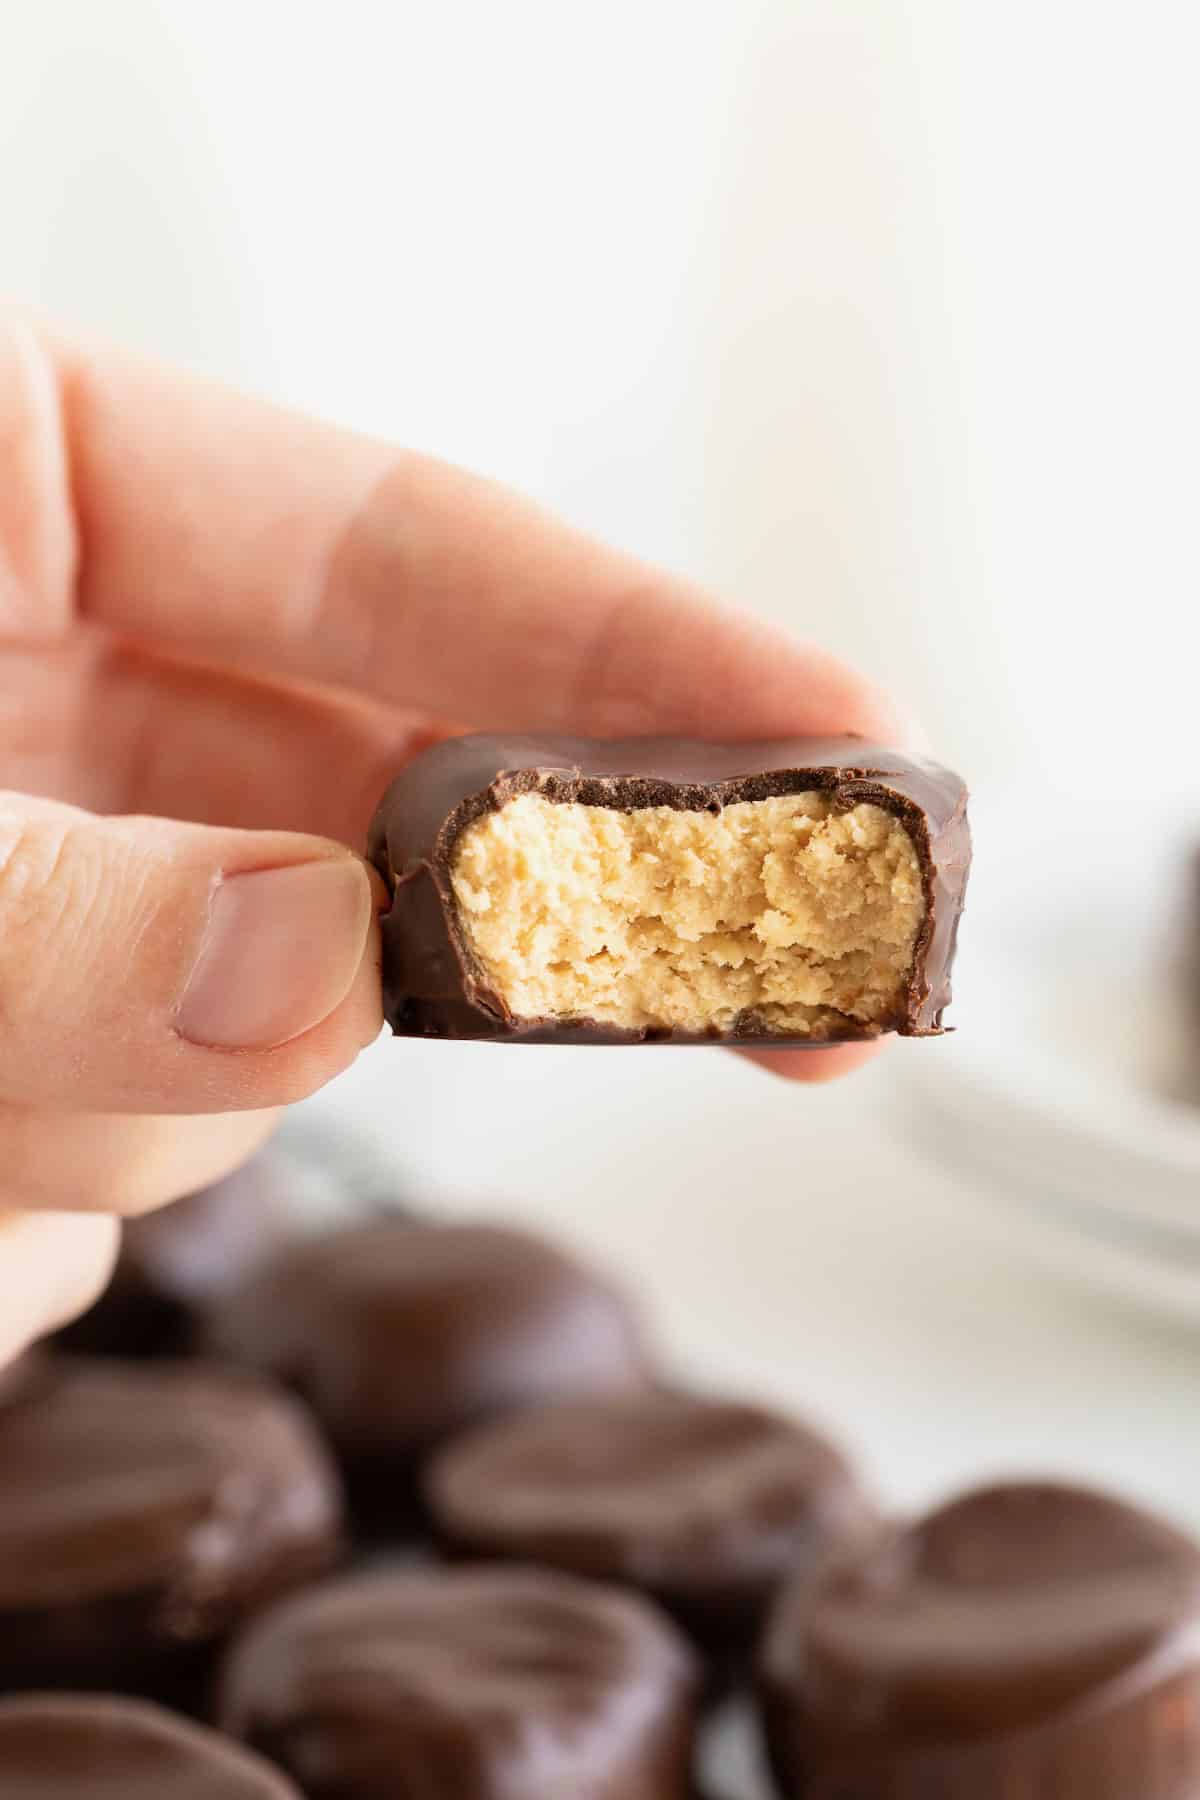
0;315;909;1364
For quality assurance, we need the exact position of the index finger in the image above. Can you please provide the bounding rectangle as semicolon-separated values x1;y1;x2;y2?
9;320;906;745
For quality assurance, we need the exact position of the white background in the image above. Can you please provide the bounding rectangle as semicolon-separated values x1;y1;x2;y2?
3;2;1198;1527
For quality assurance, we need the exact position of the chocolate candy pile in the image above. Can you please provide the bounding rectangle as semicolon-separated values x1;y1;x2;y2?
2;1150;1196;1799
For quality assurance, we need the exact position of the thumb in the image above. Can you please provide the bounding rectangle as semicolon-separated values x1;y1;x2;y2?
0;794;380;1112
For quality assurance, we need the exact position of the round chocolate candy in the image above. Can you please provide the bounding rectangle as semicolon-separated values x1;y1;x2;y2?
758;1480;1200;1798
57;1153;306;1359
0;1356;343;1697
219;1563;699;1799
203;1219;650;1500
0;1692;301;1798
425;1389;874;1650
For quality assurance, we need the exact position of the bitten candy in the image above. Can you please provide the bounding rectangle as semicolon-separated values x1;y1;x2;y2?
368;735;970;1043
0;1693;302;1799
219;1564;700;1800
757;1480;1200;1798
425;1389;875;1651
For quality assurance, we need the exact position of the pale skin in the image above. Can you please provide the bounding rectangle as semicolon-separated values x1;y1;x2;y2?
0;315;911;1367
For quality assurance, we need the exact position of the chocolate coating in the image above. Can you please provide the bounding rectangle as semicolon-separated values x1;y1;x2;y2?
57;1155;302;1359
203;1219;650;1516
0;1357;343;1697
426;1390;875;1650
0;1693;301;1798
367;734;970;1042
758;1481;1200;1797
219;1564;699;1799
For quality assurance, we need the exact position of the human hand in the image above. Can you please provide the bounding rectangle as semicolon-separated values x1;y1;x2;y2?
0;315;909;1363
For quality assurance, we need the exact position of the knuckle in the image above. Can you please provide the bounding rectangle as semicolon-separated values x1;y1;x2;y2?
0;800;111;1022
0;801;77;934
0;848;62;1032
0;814;71;1026
0;804;55;894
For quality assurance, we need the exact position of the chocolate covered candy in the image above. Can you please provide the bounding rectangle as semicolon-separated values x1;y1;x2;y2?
425;1390;875;1650
0;1693;301;1798
368;735;970;1043
757;1481;1200;1798
0;1357;342;1697
57;1154;302;1359
203;1218;650;1515
219;1564;699;1799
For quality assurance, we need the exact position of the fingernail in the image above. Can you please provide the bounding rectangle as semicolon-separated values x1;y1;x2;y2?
178;859;372;1050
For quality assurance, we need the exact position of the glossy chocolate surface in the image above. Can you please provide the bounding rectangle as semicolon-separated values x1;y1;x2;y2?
0;1357;342;1695
368;735;970;1042
203;1218;650;1482
426;1390;875;1647
220;1564;699;1799
0;1693;301;1798
758;1481;1200;1797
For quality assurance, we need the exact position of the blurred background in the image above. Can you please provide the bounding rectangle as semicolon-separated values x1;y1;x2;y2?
3;2;1197;1519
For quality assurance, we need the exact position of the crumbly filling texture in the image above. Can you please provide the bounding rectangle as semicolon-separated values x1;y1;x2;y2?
449;792;924;1036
